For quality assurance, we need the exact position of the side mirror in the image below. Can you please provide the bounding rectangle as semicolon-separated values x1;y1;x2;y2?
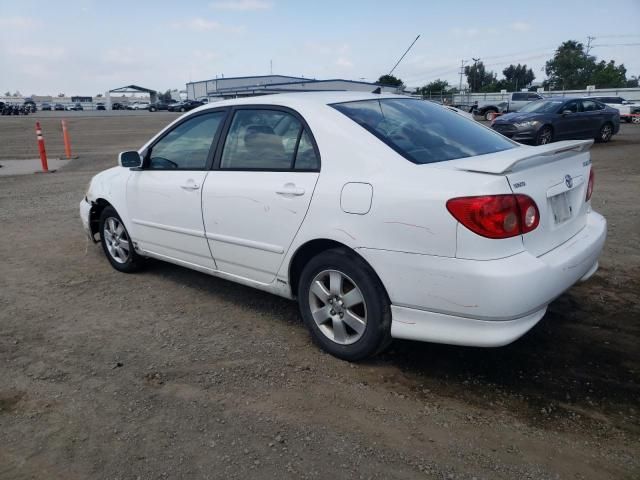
562;110;573;116
118;151;142;168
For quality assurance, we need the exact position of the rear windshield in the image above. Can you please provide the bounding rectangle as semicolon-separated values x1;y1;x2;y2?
331;98;515;164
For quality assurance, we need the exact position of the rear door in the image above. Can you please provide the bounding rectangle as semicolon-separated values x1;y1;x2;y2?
201;107;321;284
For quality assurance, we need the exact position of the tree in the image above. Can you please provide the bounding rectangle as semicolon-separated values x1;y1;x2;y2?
12;90;21;97
502;64;535;91
416;79;450;97
3;91;10;96
544;41;593;90
545;40;629;89
96;93;104;98
377;74;404;89
591;60;627;88
58;93;65;97
627;76;639;88
157;89;173;102
464;61;497;92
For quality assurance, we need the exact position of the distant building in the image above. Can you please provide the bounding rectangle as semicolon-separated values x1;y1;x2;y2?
186;74;401;101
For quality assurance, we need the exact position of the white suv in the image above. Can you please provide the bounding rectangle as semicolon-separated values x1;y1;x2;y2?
591;96;640;123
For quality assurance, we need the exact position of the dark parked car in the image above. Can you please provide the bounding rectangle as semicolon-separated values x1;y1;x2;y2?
112;102;125;110
41;103;52;111
167;100;203;112
54;103;65;111
491;97;620;145
96;103;106;111
148;101;175;112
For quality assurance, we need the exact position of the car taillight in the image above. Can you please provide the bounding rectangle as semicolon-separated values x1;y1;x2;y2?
446;194;540;239
586;168;594;201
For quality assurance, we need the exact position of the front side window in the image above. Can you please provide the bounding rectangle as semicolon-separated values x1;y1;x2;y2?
563;100;581;113
220;109;316;170
148;112;226;169
512;93;528;101
332;99;515;164
581;100;603;112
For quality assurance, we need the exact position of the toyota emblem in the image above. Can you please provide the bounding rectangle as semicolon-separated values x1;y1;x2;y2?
565;174;573;188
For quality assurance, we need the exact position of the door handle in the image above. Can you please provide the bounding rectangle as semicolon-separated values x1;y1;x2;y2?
276;185;305;196
180;183;200;190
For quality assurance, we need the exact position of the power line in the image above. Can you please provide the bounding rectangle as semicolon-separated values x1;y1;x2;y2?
591;43;640;47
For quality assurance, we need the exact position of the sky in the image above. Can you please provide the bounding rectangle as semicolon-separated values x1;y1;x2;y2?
1;0;639;96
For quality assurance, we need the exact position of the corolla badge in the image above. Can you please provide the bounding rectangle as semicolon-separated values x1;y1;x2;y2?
565;174;573;188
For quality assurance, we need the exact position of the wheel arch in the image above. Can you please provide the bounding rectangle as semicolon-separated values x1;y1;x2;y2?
89;198;113;239
287;238;390;303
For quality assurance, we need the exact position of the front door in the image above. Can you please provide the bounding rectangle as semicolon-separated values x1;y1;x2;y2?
201;107;321;284
555;99;583;139
127;110;227;269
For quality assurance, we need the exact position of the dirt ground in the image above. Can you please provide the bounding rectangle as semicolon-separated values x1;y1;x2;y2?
0;112;638;480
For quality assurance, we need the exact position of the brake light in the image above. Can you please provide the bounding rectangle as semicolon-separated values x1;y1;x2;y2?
586;169;594;201
446;194;540;239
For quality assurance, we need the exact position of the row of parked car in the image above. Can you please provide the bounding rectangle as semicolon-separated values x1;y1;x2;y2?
110;99;206;112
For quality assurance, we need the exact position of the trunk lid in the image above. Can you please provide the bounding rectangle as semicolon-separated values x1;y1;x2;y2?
446;140;594;257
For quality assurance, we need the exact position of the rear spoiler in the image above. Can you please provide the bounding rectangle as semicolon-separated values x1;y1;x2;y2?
450;139;594;175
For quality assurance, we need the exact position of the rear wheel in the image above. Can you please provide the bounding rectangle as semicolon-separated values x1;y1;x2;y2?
535;125;553;145
596;122;613;143
631;115;640;125
99;206;145;273
180;107;186;112
298;248;391;361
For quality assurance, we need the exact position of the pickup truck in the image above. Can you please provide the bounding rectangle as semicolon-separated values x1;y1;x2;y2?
590;96;640;124
473;92;545;121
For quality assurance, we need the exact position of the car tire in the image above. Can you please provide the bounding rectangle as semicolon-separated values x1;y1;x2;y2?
484;109;498;121
298;248;392;361
180;107;186;112
631;116;640;125
99;206;145;273
535;125;553;145
150;107;156;112
596;122;613;143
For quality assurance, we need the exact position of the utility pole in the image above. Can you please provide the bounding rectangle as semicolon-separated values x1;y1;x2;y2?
270;59;273;75
458;59;467;91
472;57;480;92
586;36;595;55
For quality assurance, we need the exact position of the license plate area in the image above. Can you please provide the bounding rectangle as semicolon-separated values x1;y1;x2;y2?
549;192;572;224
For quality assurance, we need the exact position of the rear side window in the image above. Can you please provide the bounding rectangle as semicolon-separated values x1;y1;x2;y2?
219;109;319;170
332;99;515;164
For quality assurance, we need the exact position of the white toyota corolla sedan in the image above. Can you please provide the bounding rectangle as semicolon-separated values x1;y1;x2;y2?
80;92;606;360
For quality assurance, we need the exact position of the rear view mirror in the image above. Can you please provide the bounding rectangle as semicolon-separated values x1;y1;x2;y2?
118;151;142;168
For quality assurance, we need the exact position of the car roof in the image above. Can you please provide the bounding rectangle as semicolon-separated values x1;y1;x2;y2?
196;91;406;111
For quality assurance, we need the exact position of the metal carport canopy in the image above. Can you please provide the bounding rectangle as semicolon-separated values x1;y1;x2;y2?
106;85;158;107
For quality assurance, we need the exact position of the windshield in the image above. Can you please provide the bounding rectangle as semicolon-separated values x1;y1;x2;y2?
519;100;564;113
332;98;515;164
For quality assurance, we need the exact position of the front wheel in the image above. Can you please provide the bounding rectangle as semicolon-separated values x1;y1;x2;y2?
596;122;613;143
631;115;640;125
484;109;498;121
535;125;553;145
298;249;391;361
180;107;186;112
99;206;145;273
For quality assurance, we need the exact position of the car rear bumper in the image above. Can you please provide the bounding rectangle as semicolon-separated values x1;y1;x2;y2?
359;210;606;346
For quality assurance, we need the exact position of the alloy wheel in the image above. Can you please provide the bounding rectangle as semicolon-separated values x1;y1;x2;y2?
103;217;131;264
539;127;552;145
631;116;640;124
601;124;612;141
308;270;367;345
